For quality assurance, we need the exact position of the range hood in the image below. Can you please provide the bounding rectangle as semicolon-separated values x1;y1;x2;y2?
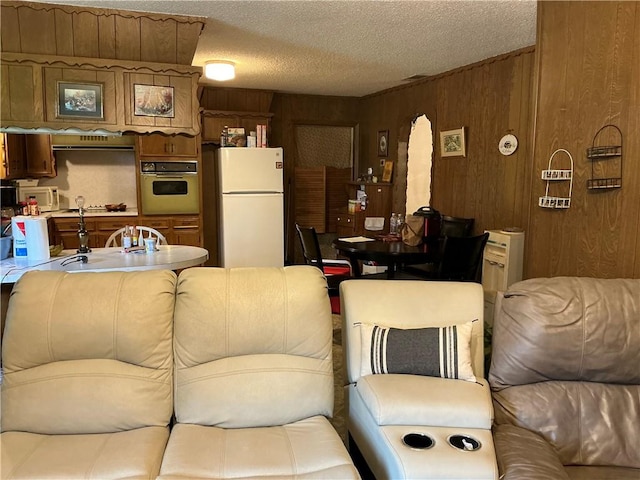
51;134;135;151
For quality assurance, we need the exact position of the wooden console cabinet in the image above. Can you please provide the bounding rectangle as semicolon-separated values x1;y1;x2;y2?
336;182;392;237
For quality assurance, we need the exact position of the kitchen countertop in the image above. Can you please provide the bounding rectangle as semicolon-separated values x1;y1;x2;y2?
50;209;139;218
1;245;209;284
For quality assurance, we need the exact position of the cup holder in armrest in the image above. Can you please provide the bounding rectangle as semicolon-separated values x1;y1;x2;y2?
448;434;481;451
402;433;435;450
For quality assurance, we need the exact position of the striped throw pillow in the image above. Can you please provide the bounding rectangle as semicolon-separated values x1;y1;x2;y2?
359;322;476;382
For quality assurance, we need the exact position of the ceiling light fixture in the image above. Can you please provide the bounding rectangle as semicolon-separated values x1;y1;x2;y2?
204;61;235;81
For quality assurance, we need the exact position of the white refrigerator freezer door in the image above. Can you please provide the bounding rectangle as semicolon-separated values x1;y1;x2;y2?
219;147;284;193
220;193;284;267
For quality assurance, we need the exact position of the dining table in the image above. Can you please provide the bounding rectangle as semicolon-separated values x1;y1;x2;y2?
332;236;441;279
0;245;209;284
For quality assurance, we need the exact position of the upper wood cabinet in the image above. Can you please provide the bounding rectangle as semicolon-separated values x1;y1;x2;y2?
1;53;202;136
201;110;273;144
1;133;26;179
25;135;56;177
1;134;56;179
137;133;199;158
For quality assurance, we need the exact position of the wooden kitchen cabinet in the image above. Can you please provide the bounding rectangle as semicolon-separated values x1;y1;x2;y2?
1;134;56;179
138;214;202;246
171;215;201;246
52;214;201;249
201;110;273;144
93;217;138;247
25;135;56;177
52;217;95;250
137;134;199;158
1;134;26;180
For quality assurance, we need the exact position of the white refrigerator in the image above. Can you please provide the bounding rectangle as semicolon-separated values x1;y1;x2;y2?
216;147;284;267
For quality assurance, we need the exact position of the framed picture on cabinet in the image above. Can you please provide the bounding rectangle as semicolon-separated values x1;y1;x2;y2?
134;84;175;118
440;127;466;157
56;82;104;119
377;130;389;157
382;160;394;182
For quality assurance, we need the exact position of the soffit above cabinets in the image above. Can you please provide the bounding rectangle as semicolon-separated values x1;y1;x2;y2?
0;1;205;66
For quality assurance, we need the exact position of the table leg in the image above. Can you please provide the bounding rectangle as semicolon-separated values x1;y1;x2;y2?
386;262;397;279
347;255;362;277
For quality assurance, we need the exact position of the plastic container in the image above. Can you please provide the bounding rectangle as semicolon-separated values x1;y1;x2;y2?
0;235;12;260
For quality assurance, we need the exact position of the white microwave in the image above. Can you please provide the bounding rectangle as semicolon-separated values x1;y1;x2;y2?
17;186;60;212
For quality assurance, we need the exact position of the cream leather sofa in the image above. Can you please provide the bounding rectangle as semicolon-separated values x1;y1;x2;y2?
158;267;358;479
1;270;176;479
341;279;498;480
490;277;640;480
1;266;358;480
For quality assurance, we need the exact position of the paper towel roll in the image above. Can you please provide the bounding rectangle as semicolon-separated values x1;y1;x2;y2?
11;216;28;258
25;216;50;261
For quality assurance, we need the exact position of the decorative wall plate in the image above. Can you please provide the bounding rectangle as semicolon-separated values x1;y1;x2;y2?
499;134;518;156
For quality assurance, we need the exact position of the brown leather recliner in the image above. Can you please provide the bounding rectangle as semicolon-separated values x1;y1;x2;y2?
489;277;640;479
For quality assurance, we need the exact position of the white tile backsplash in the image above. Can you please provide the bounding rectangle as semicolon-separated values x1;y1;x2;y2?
38;150;137;209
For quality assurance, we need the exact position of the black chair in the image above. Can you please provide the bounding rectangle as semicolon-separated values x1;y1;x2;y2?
440;215;475;237
295;224;353;311
402;232;489;282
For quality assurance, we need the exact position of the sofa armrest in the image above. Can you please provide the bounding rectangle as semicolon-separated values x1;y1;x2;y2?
494;424;570;480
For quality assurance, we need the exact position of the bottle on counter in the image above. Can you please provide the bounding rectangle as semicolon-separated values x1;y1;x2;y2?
28;196;39;216
390;213;398;234
220;126;229;147
397;213;404;232
137;228;144;248
19;201;28;216
131;225;138;247
122;225;132;249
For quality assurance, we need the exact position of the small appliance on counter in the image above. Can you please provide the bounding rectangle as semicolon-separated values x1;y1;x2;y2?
16;179;60;212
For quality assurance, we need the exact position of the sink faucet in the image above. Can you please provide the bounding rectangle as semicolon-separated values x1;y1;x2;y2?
75;195;91;254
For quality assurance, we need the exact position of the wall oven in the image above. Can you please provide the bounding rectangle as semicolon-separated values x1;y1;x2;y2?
140;161;199;214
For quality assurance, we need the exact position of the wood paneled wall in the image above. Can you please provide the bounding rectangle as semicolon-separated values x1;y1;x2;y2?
527;1;640;279
356;1;639;280
199;1;639;279
358;48;535;241
270;93;360;261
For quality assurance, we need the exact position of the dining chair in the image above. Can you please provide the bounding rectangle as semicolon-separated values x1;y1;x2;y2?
295;223;352;313
105;226;168;247
403;232;489;282
440;215;475;237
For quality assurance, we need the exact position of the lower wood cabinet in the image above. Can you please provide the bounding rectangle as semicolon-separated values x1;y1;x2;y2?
52;215;202;249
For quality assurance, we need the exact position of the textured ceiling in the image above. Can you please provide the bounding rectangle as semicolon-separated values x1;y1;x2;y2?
36;0;537;97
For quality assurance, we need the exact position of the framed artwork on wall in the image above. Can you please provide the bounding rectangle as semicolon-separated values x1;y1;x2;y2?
377;130;389;157
134;84;175;118
56;82;104;119
440;127;466;157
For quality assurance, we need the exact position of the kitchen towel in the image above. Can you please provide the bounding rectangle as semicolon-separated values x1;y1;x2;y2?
25;216;50;261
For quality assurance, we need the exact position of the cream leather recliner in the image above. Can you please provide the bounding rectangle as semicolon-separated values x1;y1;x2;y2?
341;279;498;480
158;266;359;479
1;270;176;479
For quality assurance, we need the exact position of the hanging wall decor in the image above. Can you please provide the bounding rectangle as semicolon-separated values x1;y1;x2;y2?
440;127;466;157
539;148;574;209
586;124;622;190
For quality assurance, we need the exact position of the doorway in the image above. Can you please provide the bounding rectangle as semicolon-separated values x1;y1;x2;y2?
293;124;356;262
